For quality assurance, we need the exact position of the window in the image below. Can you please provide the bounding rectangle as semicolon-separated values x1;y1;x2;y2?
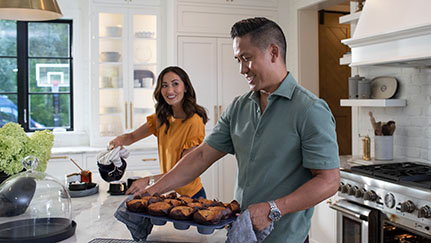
0;20;73;132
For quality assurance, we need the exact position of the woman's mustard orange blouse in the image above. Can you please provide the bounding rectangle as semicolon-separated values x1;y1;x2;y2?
147;113;205;196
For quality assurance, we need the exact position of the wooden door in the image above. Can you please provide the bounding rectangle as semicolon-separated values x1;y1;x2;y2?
318;11;351;155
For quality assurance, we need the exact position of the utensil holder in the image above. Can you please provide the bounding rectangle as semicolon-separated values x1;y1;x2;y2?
375;136;393;160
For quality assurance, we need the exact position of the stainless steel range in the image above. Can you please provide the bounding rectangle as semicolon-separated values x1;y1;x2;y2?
331;162;431;243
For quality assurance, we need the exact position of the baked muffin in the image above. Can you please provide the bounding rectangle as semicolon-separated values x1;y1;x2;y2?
146;196;163;204
193;209;222;225
147;202;172;216
126;199;148;213
165;192;178;199
164;198;182;207
197;198;216;207
169;206;196;220
208;206;232;219
187;202;204;210
228;200;241;215
178;196;193;204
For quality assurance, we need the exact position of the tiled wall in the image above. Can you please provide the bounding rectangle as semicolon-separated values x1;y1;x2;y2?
354;66;431;163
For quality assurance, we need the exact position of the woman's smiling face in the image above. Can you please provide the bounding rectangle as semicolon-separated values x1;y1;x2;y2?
160;71;186;108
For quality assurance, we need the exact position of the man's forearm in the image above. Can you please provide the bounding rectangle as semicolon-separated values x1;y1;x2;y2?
275;168;340;215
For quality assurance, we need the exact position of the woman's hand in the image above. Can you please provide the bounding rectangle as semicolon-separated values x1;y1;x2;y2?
109;134;128;150
126;177;150;195
248;202;272;231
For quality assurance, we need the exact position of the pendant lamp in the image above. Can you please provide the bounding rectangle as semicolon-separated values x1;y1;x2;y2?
0;0;62;21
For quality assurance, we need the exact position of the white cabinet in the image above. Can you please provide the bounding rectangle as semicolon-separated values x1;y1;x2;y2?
90;3;161;147
46;149;160;184
176;4;278;36
178;36;248;201
310;196;338;243
93;0;161;6
178;0;277;8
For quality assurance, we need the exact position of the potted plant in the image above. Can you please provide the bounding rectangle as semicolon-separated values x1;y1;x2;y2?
0;123;54;184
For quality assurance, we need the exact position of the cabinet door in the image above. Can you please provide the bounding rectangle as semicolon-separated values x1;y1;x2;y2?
177;0;277;8
46;154;84;183
310;195;337;243
91;6;161;147
91;8;128;146
129;9;159;130
177;36;218;131
216;38;249;202
93;0;161;6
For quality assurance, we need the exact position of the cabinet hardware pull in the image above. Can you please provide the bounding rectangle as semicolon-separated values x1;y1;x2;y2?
130;102;133;129
125;102;128;129
214;105;218;126
50;156;68;160
142;158;157;162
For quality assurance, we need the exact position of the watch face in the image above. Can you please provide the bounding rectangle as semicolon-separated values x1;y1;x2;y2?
270;209;282;221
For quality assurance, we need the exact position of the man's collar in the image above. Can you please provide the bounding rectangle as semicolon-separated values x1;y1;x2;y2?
249;72;296;102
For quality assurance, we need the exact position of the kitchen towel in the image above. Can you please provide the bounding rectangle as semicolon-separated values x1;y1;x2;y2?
226;209;273;243
97;146;130;167
114;196;153;242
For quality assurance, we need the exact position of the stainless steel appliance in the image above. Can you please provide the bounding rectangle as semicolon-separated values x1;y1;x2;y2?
331;162;431;243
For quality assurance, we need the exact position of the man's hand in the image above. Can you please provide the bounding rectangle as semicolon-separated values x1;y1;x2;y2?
248;202;272;231
125;177;149;195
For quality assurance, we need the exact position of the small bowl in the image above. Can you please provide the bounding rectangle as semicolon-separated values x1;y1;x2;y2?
100;52;121;62
106;26;122;37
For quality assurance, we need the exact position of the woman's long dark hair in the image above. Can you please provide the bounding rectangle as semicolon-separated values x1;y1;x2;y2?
153;66;208;133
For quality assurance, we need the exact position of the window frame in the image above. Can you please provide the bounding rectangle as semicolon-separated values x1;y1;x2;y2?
1;19;74;132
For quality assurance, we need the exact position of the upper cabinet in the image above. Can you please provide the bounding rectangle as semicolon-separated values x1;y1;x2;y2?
340;0;431;68
93;0;161;6
177;0;277;8
90;2;162;147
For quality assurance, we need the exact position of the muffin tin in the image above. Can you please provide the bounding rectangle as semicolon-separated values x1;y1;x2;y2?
127;210;235;234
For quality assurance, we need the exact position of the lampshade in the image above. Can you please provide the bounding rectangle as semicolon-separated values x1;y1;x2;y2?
0;0;62;21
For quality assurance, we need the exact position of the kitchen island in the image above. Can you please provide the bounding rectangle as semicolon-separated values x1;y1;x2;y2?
60;172;227;243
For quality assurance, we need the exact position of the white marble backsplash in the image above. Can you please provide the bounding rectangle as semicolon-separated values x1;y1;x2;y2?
355;66;431;163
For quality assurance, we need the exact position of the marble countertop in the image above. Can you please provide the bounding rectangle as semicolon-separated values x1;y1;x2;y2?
59;171;227;243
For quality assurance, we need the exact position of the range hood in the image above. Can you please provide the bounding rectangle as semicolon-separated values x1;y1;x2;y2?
342;0;431;68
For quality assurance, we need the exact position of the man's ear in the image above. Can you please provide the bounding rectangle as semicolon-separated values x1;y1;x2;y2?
270;44;279;62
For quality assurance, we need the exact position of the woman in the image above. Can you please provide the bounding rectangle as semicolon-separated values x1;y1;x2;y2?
109;66;208;199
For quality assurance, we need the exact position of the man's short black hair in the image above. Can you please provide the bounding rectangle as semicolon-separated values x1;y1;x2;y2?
230;17;286;64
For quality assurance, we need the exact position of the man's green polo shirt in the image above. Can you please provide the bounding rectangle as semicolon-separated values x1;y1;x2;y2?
205;73;339;242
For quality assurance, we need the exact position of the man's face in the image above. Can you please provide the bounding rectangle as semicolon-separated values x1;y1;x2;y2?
233;35;273;92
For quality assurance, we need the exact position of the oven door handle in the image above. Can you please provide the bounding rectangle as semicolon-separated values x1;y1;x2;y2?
329;203;368;221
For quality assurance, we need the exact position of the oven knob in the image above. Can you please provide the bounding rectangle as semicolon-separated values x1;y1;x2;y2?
338;182;344;192
341;184;351;194
363;190;378;201
418;206;431;218
400;200;415;213
355;188;366;198
348;186;358;196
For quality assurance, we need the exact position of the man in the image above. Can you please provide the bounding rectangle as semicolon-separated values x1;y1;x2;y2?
127;17;340;242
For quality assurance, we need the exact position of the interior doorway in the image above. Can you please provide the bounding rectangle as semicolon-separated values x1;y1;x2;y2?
318;9;352;155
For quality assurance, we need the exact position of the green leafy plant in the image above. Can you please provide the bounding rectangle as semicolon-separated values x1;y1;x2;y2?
0;123;54;175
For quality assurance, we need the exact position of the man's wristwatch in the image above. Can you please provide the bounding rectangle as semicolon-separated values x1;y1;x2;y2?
268;200;282;222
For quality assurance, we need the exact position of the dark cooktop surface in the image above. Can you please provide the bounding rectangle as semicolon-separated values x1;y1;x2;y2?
351;162;431;189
